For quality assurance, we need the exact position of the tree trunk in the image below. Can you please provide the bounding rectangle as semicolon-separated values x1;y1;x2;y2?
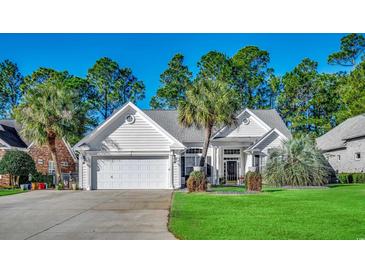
199;125;213;168
47;134;61;184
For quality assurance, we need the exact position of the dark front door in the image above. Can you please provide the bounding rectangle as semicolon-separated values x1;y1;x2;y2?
226;161;238;181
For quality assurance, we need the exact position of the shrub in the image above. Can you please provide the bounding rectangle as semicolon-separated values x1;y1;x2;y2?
338;173;352;184
219;177;226;185
338;173;365;184
352;173;365;184
186;171;207;192
0;150;36;186
264;135;329;186
31;172;53;185
246;171;262;192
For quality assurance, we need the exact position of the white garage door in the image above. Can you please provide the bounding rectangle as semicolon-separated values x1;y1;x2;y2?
96;157;169;189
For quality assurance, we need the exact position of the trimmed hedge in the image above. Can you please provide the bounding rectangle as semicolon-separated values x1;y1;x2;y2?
337;173;365;184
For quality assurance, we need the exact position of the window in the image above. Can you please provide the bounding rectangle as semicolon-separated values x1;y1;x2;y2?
337;155;341;161
48;161;55;174
61;161;69;167
186;148;202;154
185;156;196;176
37;159;44;165
224;149;240;155
355;152;361;160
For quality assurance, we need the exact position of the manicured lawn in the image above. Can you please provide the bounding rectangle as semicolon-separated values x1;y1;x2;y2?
0;189;25;197
169;184;365;240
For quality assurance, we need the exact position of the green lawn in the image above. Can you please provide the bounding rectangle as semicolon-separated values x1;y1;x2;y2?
0;189;25;196
169;184;365;240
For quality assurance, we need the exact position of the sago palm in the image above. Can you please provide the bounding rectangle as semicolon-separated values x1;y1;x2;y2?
13;69;77;184
264;135;329;186
178;79;241;168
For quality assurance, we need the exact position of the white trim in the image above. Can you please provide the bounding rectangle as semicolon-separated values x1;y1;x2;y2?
244;109;271;131
62;138;78;162
212;108;272;139
0;146;27;151
245;128;288;152
0;139;11;148
74;102;185;150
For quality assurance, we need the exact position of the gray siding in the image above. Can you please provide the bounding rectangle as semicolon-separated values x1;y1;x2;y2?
324;137;365;173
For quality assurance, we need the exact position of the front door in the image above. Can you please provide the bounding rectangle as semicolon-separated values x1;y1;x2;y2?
226;160;238;182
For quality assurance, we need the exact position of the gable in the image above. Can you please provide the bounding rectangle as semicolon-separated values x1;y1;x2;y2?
216;112;269;138
258;132;283;153
28;139;77;175
100;111;173;151
75;102;185;152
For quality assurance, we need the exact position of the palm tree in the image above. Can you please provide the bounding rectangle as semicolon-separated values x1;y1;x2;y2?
178;79;241;169
13;69;77;184
264;135;330;186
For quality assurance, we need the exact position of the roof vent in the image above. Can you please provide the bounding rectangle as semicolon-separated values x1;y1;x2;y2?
125;115;135;124
243;117;250;125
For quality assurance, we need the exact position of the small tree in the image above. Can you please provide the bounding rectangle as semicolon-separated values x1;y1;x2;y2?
178;79;241;169
14;68;79;184
264;135;329;186
0;150;36;186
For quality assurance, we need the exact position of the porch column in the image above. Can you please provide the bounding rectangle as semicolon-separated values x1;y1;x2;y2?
168;151;174;189
175;152;181;189
218;147;224;179
239;148;245;177
245;153;253;174
86;154;92;190
78;153;83;189
212;146;219;185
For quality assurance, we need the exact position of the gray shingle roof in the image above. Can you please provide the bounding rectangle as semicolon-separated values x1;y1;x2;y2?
144;110;206;143
316;114;365;151
144;108;291;143
0;120;28;148
250;109;292;138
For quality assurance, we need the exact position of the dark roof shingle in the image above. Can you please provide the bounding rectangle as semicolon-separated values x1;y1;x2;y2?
0;120;28;148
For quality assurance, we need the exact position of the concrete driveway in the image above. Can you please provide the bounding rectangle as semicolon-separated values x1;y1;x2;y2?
0;190;175;240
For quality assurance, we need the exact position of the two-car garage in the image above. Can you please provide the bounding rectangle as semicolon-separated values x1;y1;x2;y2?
94;157;170;189
76;102;185;190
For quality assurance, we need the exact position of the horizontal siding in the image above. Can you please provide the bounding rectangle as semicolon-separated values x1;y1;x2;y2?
260;132;284;154
227;114;267;137
101;112;172;151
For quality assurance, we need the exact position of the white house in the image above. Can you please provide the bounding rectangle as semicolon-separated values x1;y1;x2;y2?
74;102;291;190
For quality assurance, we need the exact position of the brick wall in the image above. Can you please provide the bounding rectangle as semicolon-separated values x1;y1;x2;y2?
28;139;76;175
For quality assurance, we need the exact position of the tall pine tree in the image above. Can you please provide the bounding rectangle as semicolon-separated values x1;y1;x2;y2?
150;54;192;109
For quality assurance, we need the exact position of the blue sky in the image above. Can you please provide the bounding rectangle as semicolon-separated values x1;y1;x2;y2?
0;33;348;109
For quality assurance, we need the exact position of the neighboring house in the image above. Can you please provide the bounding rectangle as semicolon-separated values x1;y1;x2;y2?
316;114;365;173
28;138;78;181
0;119;76;184
74;102;291;190
0;120;28;184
